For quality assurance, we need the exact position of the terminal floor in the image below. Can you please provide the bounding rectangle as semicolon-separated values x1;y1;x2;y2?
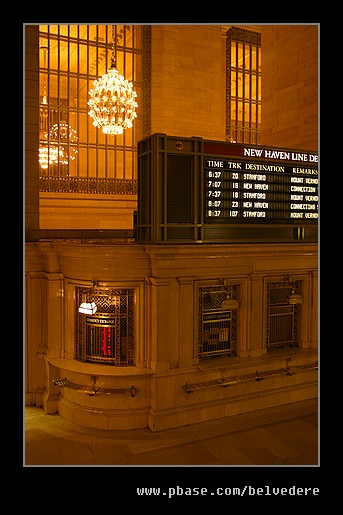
24;398;319;467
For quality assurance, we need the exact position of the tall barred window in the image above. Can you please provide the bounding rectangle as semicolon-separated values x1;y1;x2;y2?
38;24;143;193
226;27;261;145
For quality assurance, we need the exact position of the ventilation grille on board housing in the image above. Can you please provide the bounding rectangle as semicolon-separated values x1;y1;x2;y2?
167;155;193;224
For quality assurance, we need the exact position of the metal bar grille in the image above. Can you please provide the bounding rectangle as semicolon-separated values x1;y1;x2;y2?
198;284;237;358
269;306;294;347
266;281;300;350
184;361;318;393
39;176;137;194
76;287;135;365
202;314;232;357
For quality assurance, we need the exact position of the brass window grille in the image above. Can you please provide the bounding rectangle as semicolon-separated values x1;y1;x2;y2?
266;280;301;350
198;284;238;359
76;287;135;366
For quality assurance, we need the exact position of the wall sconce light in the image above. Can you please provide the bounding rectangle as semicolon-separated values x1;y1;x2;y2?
285;275;303;305
79;301;97;315
222;297;239;310
221;279;239;310
79;281;98;314
288;291;303;305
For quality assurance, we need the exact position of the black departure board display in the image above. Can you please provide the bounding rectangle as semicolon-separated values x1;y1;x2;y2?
137;134;319;243
204;158;318;224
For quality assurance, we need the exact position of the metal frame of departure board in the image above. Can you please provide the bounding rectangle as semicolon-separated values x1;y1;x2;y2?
136;134;318;244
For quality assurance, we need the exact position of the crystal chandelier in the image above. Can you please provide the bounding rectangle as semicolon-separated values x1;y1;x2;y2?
49;122;78;164
88;26;138;135
39;143;59;169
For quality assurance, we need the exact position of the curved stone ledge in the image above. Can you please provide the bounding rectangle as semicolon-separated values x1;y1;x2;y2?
59;396;149;430
48;357;154;377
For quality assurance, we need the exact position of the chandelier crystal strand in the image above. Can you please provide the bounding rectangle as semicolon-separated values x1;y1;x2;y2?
88;25;138;135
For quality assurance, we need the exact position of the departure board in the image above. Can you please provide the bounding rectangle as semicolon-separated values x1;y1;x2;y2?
137;134;319;243
204;158;318;224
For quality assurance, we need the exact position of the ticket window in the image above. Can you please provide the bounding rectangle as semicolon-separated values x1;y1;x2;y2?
76;287;135;366
198;285;238;359
266;280;301;350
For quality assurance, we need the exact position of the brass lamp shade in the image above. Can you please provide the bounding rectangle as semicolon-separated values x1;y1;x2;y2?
222;299;239;310
288;293;302;305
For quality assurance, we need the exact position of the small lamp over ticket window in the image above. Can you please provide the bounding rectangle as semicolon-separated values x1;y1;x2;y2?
288;291;303;305
79;301;97;315
221;279;239;310
79;281;98;314
286;275;303;305
222;297;239;310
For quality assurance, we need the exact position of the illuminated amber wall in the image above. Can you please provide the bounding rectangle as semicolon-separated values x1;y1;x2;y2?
150;25;226;141
26;24;318;234
25;25;319;432
260;25;318;150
